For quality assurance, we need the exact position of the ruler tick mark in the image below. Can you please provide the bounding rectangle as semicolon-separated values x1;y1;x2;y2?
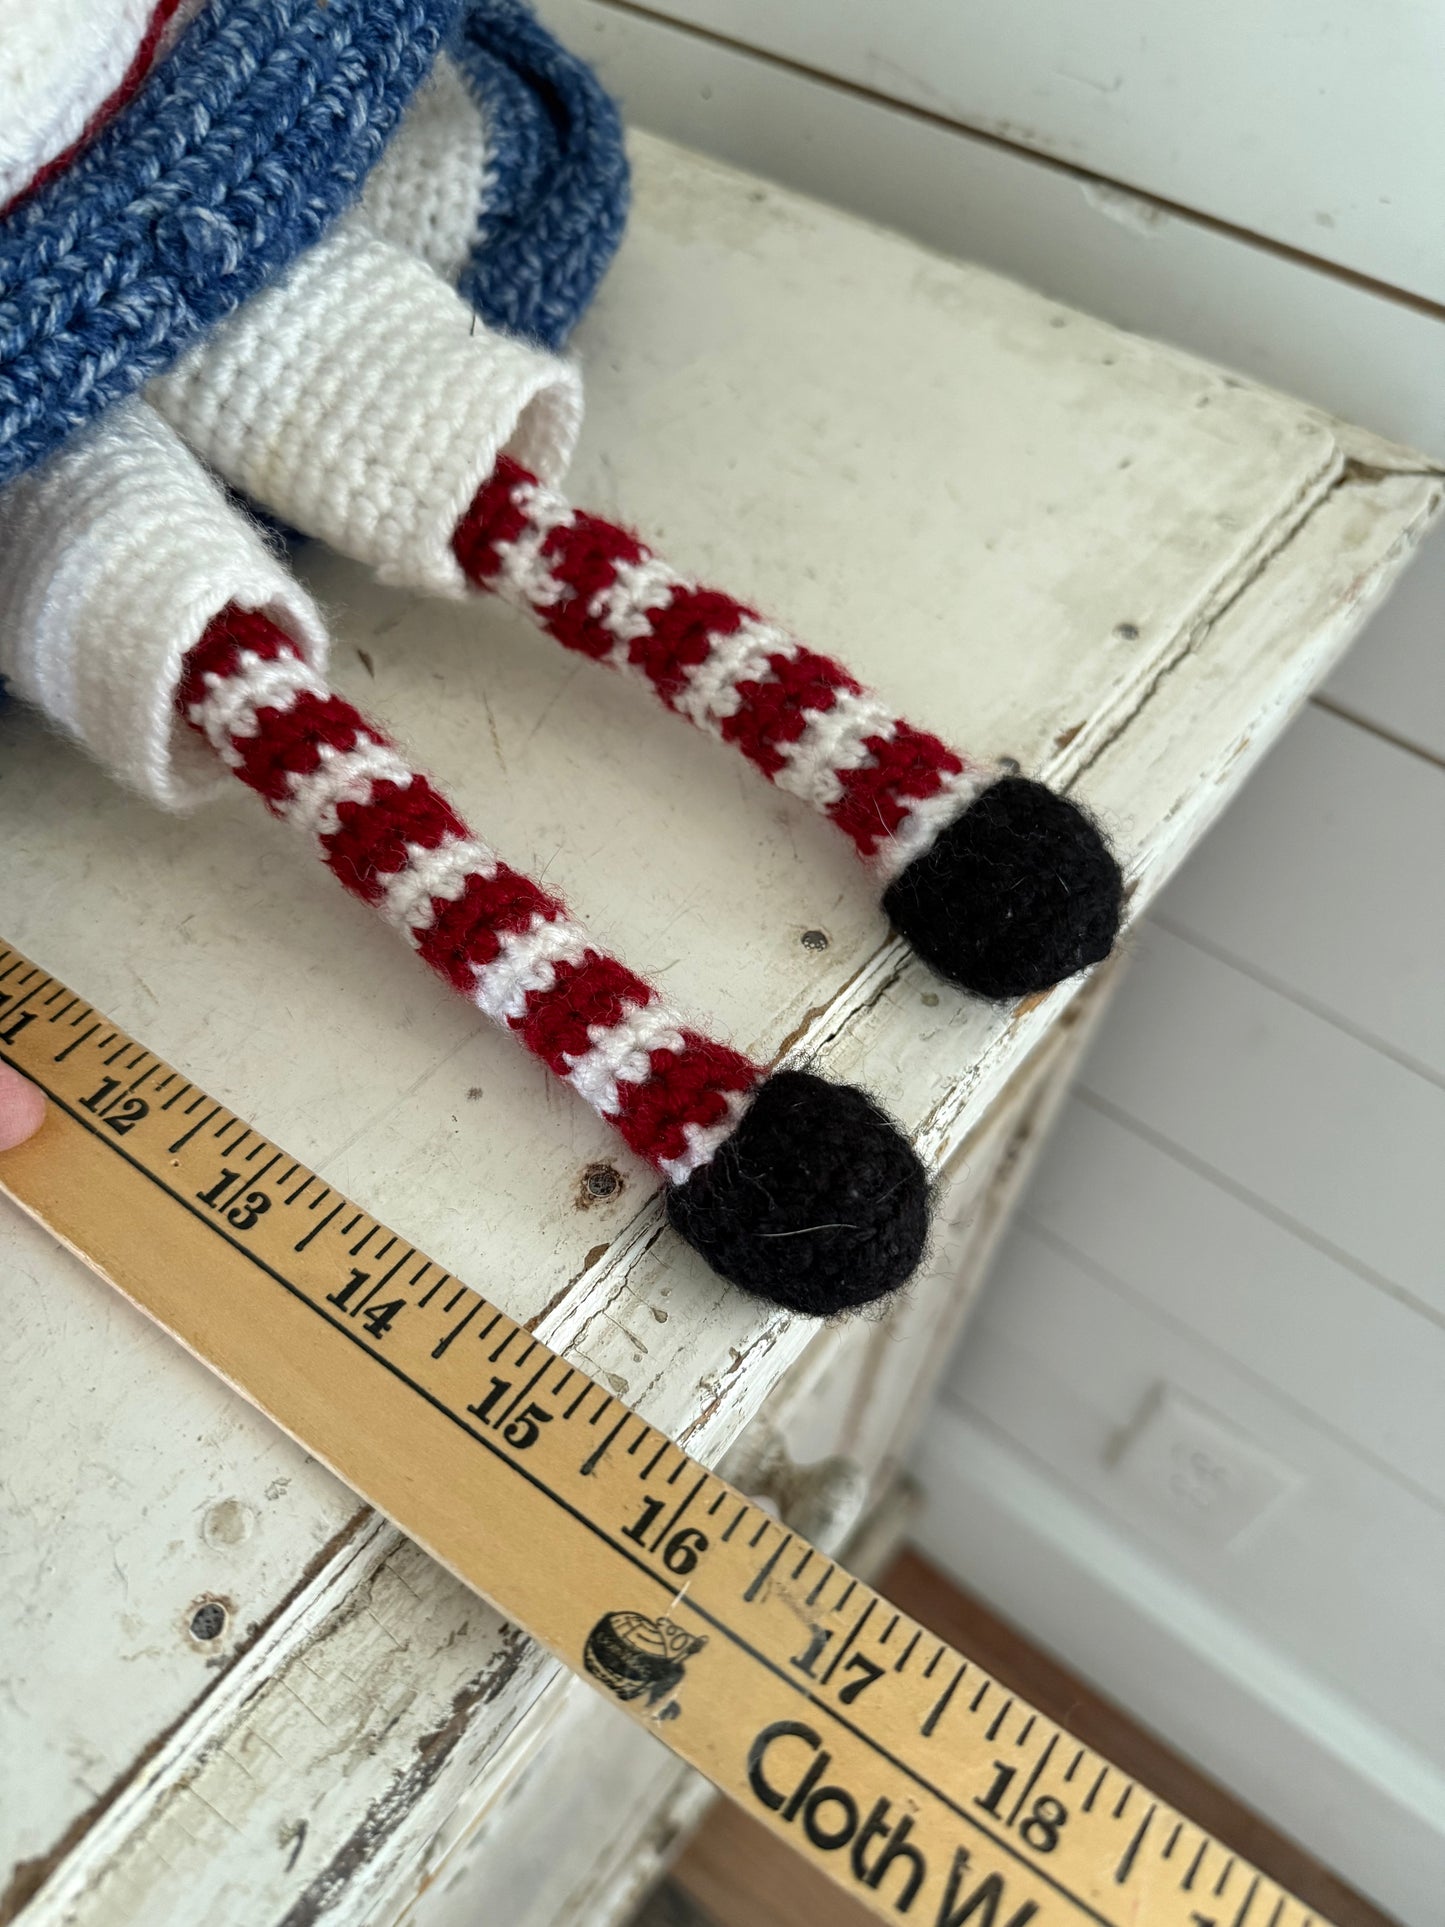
1082;1766;1109;1814
432;1303;479;1357
443;1285;467;1314
1181;1837;1208;1890
1015;1714;1034;1747
1114;1802;1155;1885
791;1549;813;1582
1004;1733;1057;1834
103;1042;131;1066
1113;1785;1133;1821
488;1326;516;1363
1064;1748;1084;1783
1163;1821;1182;1858
748;1517;771;1550
563;1382;591;1421
920;1660;965;1738
893;1630;920;1673
54;1023;99;1063
349;1225;378;1257
339;1214;361;1238
969;1680;990;1714
417;1276;446;1309
283;1174;311;1205
493;1361;551;1430
923;1646;943;1681
804;1566;833;1608
250;1154;281;1185
819;1598;874;1686
743;1535;791;1603
1214;1856;1236;1896
985;1696;1014;1743
588;1394;614;1426
720;1506;748;1544
580;1412;629;1476
707;1490;728;1517
473;1313;502;1347
628;1427;650;1457
168;1105;220;1153
834;1579;857;1614
295;1202;343;1252
1230;1873;1261;1926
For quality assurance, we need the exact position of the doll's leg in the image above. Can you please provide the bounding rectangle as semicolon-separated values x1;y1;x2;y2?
453;461;1123;1001
151;224;1121;1003
178;608;928;1314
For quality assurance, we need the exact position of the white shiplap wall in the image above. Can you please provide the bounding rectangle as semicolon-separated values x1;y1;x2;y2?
540;5;1445;1919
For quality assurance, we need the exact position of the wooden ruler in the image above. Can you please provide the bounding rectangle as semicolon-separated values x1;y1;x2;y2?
0;940;1321;1927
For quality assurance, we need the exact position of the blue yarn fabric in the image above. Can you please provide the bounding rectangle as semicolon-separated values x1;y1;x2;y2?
451;0;629;351
0;0;630;493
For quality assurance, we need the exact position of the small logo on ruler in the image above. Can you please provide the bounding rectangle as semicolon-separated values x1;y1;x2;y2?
584;1611;706;1719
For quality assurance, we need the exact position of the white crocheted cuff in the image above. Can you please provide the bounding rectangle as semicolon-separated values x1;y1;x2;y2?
0;400;327;809
150;222;585;599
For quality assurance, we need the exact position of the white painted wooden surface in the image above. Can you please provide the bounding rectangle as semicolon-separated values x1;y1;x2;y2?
608;0;1445;306
545;0;1445;460
1;134;1438;1924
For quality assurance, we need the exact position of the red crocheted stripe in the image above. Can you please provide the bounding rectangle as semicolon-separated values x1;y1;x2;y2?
414;864;565;990
452;455;532;586
513;950;654;1073
627;586;748;706
611;1033;761;1169
720;646;859;779
828;723;965;857
176;604;299;715
537;511;648;661
226;689;370;806
322;774;469;904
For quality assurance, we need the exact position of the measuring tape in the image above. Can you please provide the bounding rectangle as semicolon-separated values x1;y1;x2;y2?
0;941;1319;1927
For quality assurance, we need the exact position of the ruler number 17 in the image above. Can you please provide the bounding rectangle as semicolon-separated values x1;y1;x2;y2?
791;1626;884;1704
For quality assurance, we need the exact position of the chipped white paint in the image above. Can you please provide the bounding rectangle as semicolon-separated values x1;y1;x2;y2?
1;135;1439;1925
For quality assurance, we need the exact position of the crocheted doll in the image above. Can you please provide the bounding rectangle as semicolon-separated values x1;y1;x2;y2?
0;0;1122;1316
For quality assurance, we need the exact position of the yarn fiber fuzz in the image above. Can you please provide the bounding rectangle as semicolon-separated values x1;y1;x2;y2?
882;775;1123;1000
666;1071;930;1314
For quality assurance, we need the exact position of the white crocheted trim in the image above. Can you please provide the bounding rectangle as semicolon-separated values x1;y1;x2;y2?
360;54;491;287
150;223;584;599
0;0;203;206
0;400;327;808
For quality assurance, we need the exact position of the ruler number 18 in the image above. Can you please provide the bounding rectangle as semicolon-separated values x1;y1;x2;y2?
975;1762;1068;1853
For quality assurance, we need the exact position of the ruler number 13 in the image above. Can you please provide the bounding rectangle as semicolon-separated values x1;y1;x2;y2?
196;1166;272;1232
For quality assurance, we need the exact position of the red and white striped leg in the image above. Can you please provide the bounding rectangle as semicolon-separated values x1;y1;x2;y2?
177;607;928;1313
454;460;1123;1002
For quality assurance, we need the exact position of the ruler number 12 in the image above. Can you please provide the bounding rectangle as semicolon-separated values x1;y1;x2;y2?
81;1076;150;1137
